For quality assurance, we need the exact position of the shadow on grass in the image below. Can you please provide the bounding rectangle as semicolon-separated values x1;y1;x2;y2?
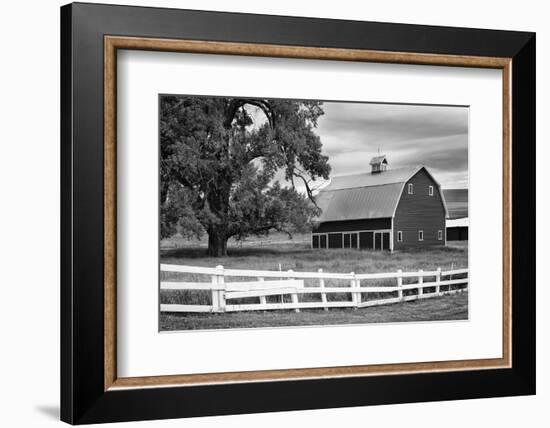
162;245;315;259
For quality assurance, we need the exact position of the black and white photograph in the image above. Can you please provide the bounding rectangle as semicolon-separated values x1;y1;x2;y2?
159;95;469;331
0;0;540;425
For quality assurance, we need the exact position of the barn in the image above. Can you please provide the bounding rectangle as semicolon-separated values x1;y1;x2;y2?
311;155;448;251
444;189;468;241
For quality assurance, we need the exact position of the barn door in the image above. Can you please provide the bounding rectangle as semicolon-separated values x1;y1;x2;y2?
343;233;351;248
312;235;319;248
382;232;390;250
374;232;390;251
374;232;382;250
351;232;358;249
360;231;373;249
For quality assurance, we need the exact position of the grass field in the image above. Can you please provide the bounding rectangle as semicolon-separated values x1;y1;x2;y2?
160;235;468;330
161;292;468;330
161;233;467;274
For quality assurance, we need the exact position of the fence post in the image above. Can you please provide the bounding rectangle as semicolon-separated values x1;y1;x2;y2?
318;268;328;311
435;267;441;296
351;272;360;307
397;269;403;301
211;270;219;312
350;272;355;306
356;277;362;305
216;265;226;312
418;269;424;297
289;269;299;312
258;277;266;306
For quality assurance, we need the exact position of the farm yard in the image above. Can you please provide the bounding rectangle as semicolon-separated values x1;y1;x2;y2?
160;234;468;330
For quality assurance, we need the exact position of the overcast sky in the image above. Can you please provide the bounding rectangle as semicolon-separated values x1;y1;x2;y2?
265;101;468;192
315;102;469;189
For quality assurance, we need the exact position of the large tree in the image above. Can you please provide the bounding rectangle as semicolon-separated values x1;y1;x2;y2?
160;96;330;256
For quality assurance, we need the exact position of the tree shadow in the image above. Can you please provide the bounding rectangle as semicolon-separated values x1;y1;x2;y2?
162;245;311;259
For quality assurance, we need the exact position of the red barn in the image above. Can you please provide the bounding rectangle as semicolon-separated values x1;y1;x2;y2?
311;155;448;251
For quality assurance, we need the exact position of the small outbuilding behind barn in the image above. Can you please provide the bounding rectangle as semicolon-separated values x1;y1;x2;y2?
444;188;469;241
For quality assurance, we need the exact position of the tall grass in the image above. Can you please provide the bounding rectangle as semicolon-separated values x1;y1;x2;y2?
160;240;468;306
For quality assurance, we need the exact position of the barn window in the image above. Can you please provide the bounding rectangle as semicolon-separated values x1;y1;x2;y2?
408;183;414;194
438;230;443;240
397;231;403;242
429;185;434;196
418;230;424;241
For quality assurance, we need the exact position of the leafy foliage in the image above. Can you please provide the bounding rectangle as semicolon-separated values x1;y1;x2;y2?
160;183;204;240
160;96;331;255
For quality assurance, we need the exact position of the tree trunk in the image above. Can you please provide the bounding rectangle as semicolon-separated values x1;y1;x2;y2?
207;228;228;257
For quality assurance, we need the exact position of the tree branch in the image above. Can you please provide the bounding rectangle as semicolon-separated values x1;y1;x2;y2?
293;171;315;203
223;99;275;129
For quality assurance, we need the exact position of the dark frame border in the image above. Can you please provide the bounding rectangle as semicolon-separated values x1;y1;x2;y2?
104;35;512;390
61;2;535;424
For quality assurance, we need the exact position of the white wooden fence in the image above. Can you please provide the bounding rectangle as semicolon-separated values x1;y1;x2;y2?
160;264;468;313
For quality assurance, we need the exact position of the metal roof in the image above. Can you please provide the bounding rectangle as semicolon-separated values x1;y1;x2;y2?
316;183;403;222
316;166;423;222
322;166;420;191
315;165;449;222
446;217;469;228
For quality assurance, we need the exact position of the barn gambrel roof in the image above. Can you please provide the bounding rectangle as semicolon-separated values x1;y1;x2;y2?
315;166;448;222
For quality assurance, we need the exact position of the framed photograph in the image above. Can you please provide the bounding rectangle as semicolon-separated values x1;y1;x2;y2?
60;2;535;424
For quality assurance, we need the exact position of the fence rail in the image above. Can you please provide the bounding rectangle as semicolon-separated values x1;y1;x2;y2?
160;264;468;313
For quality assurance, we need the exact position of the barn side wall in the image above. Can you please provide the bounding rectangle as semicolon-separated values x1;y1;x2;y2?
393;169;446;249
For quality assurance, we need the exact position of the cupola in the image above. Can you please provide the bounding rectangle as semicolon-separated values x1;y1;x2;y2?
370;154;388;173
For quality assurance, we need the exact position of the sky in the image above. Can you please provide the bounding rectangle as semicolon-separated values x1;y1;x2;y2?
316;102;468;189
265;101;469;192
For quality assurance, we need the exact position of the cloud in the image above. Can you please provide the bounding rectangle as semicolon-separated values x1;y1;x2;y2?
315;102;468;189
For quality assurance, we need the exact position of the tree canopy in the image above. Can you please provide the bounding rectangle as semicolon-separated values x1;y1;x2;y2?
160;96;331;256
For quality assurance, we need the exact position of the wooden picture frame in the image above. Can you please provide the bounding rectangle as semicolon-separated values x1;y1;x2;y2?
61;2;535;424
